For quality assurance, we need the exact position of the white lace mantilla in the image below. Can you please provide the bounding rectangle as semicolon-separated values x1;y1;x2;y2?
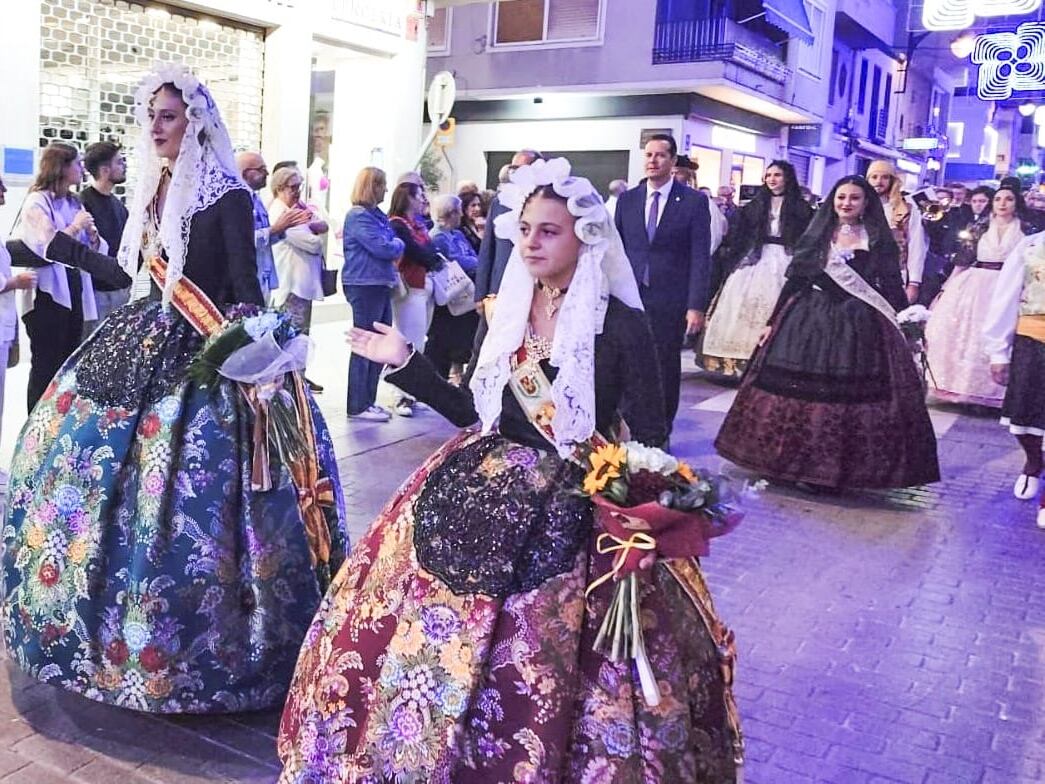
119;63;247;306
469;158;643;457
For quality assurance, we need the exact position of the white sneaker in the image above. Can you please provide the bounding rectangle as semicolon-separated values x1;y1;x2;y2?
394;399;414;417
349;405;391;422
1014;474;1040;501
1038;507;1045;530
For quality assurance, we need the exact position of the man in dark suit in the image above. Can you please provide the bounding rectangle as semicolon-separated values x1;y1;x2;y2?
615;134;712;436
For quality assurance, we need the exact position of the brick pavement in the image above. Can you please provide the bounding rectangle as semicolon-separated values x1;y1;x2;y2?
0;324;1041;783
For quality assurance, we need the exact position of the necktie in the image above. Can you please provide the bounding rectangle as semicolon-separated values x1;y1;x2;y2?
646;190;660;243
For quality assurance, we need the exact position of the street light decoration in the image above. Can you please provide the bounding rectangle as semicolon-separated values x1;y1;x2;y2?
922;0;1041;31
972;22;1045;100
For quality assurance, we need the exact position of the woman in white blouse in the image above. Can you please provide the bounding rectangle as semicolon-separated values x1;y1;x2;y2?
0;176;38;446
13;143;103;410
268;165;328;333
926;185;1035;408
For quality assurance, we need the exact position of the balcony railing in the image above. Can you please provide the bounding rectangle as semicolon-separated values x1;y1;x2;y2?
652;18;791;84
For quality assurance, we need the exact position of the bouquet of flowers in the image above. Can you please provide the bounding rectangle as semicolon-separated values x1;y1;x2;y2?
581;441;745;706
896;304;935;388
187;305;313;482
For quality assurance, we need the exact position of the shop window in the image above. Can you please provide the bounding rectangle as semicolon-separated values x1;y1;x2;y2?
39;0;264;200
795;0;825;79
428;7;452;53
494;0;602;46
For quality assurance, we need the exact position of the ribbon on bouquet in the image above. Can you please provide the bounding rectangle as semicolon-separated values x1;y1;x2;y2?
584;531;657;598
148;257;333;568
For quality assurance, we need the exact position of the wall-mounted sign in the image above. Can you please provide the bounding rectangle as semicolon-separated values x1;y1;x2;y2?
2;147;34;177
331;0;406;35
901;137;942;150
639;128;675;149
788;124;822;148
972;22;1045;100
922;0;1041;32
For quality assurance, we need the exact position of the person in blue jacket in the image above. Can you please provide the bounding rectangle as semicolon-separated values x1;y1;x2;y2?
342;166;405;421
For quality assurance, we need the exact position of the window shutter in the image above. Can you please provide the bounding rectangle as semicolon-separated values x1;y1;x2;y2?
547;0;600;40
428;8;449;50
496;0;545;44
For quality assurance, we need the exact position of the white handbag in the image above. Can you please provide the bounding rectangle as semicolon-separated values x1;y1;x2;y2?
430;258;475;311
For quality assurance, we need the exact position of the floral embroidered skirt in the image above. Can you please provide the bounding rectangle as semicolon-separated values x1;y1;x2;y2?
924;267;1006;407
716;287;940;489
277;431;742;783
1;299;347;713
701;244;791;378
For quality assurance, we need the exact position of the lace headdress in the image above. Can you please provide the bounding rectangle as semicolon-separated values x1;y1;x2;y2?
468;158;643;457
119;63;246;305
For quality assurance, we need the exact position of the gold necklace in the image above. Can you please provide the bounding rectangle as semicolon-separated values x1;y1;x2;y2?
536;280;566;319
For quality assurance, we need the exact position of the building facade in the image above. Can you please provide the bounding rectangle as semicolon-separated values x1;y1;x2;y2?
0;0;433;235
427;0;972;198
428;0;839;196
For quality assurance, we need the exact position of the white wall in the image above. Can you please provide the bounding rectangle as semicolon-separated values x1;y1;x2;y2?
0;4;42;235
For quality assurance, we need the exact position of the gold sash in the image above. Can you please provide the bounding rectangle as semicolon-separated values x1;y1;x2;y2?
1017;314;1045;345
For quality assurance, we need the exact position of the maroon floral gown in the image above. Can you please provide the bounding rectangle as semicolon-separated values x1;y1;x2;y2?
277;299;743;783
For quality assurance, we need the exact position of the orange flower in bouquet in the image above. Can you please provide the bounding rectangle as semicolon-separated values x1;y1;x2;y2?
580;440;745;706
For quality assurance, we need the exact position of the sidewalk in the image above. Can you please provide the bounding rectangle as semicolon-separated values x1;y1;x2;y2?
0;320;1041;783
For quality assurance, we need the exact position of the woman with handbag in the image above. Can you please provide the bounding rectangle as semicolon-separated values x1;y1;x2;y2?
342;166;405;422
427;194;479;383
13;142;104;410
388;181;444;417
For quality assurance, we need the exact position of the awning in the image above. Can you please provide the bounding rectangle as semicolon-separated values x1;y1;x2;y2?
763;0;814;45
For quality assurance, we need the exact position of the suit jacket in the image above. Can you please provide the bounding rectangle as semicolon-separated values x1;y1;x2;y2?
615;181;712;312
473;195;513;300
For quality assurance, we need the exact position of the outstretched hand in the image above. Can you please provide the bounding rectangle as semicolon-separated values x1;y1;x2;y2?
347;322;411;367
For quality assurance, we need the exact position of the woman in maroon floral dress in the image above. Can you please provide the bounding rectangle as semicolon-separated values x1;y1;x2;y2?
277;159;742;783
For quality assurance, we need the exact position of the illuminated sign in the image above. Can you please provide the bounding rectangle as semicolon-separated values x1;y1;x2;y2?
896;159;923;174
972;22;1045;100
901;137;942;150
711;125;757;153
922;0;1041;32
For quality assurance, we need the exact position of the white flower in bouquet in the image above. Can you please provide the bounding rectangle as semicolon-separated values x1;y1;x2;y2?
243;311;282;342
896;304;930;325
622;441;678;476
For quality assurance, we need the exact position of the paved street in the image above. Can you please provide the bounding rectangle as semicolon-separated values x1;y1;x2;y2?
0;312;1042;783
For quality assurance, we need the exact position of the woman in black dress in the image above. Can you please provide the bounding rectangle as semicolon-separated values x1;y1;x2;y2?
716;175;940;489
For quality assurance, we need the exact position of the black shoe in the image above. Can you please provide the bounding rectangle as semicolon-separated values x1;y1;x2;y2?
306;378;324;393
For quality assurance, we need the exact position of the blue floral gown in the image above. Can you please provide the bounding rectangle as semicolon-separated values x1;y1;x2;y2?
1;189;347;713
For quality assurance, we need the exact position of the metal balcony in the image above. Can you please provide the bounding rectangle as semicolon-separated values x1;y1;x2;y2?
652;17;791;84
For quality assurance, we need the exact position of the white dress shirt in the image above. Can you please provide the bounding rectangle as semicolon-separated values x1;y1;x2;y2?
645;179;674;229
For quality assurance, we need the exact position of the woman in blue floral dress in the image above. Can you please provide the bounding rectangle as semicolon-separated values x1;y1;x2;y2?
0;64;347;713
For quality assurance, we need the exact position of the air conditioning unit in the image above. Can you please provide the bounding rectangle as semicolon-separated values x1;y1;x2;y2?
872;108;889;143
